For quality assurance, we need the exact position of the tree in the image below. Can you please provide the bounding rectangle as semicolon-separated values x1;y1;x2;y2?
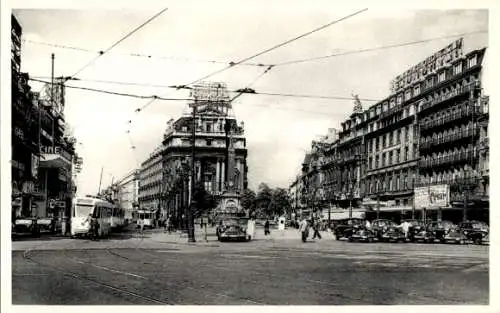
193;182;216;217
241;188;256;213
256;183;273;217
271;188;291;217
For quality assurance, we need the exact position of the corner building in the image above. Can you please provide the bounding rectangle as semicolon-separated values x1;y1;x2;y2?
359;38;488;222
162;83;248;224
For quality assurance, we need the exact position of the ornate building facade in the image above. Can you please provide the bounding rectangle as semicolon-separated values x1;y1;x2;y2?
162;82;248;224
292;38;489;223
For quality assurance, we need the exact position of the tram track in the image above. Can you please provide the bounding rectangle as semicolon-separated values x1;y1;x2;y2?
22;249;173;305
103;247;365;304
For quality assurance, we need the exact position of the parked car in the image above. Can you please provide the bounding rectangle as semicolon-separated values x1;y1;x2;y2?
401;219;426;241
350;226;376;243
443;225;467;244
334;218;365;240
37;217;56;234
380;226;407;242
414;220;455;243
370;219;398;240
458;221;489;245
216;218;249;242
13;218;40;238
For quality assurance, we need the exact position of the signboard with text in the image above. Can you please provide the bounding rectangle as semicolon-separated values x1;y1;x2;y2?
414;185;450;209
390;38;464;93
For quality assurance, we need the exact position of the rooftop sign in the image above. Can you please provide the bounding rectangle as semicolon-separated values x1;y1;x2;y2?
390;38;464;94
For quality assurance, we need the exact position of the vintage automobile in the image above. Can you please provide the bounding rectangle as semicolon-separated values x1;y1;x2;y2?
443;225;467;244
414;220;455;243
13;218;40;237
401;219;426;242
458;221;489;245
334;218;365;240
37;217;56;234
380;226;407;243
370;219;398;240
216;217;249;242
349;226;376;243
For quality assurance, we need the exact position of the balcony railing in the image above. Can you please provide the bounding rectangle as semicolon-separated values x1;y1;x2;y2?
419;106;480;131
418;149;477;168
415;176;481;188
419;126;479;150
419;82;478;112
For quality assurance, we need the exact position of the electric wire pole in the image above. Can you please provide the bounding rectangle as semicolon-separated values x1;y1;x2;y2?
188;100;197;242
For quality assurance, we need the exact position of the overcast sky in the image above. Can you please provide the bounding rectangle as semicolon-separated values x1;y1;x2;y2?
13;6;488;196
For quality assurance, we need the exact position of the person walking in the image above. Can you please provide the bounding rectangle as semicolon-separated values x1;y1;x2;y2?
264;219;270;236
299;218;309;243
401;220;410;240
247;217;256;241
312;218;322;240
165;215;171;234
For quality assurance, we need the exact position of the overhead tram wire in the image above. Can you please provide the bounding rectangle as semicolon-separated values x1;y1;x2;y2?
28;78;191;101
177;8;368;88
69;7;169;79
23;39;272;68
230;65;274;103
29;77;379;102
274;30;488;66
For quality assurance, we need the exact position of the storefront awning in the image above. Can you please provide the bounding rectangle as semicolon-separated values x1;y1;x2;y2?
39;153;72;168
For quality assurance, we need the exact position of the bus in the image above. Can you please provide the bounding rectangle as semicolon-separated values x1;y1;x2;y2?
70;196;115;238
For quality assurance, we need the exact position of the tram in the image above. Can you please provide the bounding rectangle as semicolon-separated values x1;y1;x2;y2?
70;196;117;238
133;209;155;229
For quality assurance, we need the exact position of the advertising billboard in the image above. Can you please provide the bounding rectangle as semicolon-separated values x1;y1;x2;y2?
414;185;450;209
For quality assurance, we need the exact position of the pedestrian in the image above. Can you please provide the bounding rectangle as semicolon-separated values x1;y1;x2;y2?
299;218;309;243
165;215;171;233
312;218;322;240
365;219;371;230
402;220;410;240
247;217;256;241
264;219;270;236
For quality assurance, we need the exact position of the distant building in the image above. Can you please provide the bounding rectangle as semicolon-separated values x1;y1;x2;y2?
138;145;164;217
114;169;140;220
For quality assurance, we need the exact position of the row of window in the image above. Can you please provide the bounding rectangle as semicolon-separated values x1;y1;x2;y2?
365;171;414;194
368;145;415;170
342;54;479;133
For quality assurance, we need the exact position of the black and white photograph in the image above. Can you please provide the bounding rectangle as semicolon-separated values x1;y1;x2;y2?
2;0;498;310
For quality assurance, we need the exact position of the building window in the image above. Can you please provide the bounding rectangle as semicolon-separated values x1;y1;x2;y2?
389;132;393;146
206;124;212;132
397;94;403;105
382;136;386;148
454;62;463;75
382;153;386;167
389;151;393;165
368;158;372;170
438;71;446;83
206;139;212;146
468;55;477;68
405;90;411;101
390;98;395;108
396;150;400;163
397;129;401;144
376;155;380;168
414;84;421;96
405;147;410;161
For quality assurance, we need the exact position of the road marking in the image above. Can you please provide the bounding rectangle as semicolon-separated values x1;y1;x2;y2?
74;260;146;279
